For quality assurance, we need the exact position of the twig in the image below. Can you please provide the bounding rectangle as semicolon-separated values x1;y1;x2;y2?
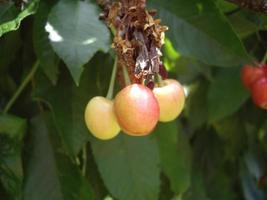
3;61;39;113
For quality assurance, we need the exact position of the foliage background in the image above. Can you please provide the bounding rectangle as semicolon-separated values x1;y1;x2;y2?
1;0;267;199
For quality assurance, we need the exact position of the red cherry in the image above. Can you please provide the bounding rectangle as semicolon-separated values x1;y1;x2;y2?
241;65;265;90
114;84;160;136
251;77;267;110
259;63;267;76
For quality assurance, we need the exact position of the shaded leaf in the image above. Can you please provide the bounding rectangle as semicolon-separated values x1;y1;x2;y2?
0;114;26;199
213;116;246;161
185;81;209;129
153;122;191;195
91;134;160;200
183;169;210;200
23;113;92;200
0;1;19;24
0;31;21;73
205;167;238;200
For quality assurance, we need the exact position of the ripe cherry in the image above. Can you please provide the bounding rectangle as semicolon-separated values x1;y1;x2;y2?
84;97;120;140
114;84;160;136
251;78;267;110
153;79;185;122
241;65;265;90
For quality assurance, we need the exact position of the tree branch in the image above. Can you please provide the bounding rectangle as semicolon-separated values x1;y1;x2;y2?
226;0;267;14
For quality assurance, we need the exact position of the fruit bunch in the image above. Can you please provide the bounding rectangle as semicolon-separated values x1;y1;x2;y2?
84;79;185;140
241;64;267;109
84;0;185;140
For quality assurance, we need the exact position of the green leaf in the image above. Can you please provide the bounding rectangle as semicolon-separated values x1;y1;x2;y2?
175;57;213;83
91;134;160;200
205;167;238;200
0;1;19;24
0;0;39;37
47;0;110;85
213;116;246;161
85;147;109;200
184;81;209;129
0;114;27;199
183;170;210;200
153;122;191;195
216;0;238;13
33;1;59;85
150;0;249;66
23;113;92;200
0;31;21;73
228;12;259;38
208;68;249;123
33;53;113;156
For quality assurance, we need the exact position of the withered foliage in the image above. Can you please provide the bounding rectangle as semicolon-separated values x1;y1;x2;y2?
98;0;168;87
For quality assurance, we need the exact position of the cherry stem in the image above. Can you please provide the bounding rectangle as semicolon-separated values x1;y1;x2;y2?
122;65;131;86
106;57;118;100
82;144;87;176
261;51;267;64
3;60;39;114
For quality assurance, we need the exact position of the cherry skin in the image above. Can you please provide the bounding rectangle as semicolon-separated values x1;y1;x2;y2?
251;78;267;110
241;65;265;90
153;79;185;122
84;97;120;140
259;63;267;76
114;84;160;136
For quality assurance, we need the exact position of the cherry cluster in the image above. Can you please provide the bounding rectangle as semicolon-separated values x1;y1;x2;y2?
241;64;267;109
84;80;185;140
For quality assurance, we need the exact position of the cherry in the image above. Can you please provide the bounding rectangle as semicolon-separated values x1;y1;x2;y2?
251;78;267;110
241;64;265;90
84;97;120;140
114;84;160;136
153;79;185;122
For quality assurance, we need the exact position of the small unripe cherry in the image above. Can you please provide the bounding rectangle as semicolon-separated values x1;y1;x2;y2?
241;65;265;90
114;84;160;136
84;97;120;140
251;78;267;110
153;79;185;122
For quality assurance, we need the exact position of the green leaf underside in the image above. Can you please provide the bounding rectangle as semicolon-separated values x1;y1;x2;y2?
91;134;160;200
47;0;110;85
